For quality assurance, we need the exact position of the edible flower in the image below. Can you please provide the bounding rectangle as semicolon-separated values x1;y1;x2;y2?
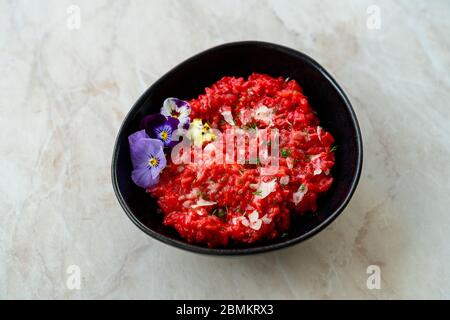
187;119;216;147
140;114;180;148
161;98;191;129
129;130;167;189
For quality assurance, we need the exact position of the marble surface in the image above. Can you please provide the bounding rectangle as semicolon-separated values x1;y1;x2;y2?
1;0;449;299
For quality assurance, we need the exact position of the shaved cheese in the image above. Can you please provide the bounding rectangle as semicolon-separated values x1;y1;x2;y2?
311;154;323;176
254;179;277;199
293;184;308;205
248;210;263;230
240;217;250;227
191;198;217;209
239;109;252;125
317;126;322;142
286;157;294;169
261;215;272;224
250;219;262;230
248;210;259;222
235;210;270;231
196;209;207;216
249;183;259;190
185;188;200;200
280;176;290;185
182;201;192;208
220;110;235;126
207;182;219;193
254;105;273;125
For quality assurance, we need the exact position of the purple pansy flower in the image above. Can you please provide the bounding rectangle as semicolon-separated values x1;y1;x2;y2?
161;98;191;129
140;114;180;148
128;130;167;189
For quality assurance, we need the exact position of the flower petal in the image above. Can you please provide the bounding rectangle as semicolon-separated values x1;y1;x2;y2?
129;137;164;169
166;117;180;131
161;98;179;117
150;149;167;179
140;114;167;138
173;98;190;110
128;130;149;148
131;166;159;189
161;98;191;125
177;113;191;127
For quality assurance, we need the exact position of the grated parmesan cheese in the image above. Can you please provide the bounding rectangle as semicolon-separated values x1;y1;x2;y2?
286;157;294;169
254;105;273;125
191;198;217;209
220;110;235;126
293;184;308;205
254;179;277;199
280;176;290;185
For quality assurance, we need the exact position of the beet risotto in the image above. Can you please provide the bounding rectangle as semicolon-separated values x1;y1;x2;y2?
129;74;336;248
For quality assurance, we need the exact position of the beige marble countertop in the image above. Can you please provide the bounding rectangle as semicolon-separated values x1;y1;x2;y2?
1;0;449;299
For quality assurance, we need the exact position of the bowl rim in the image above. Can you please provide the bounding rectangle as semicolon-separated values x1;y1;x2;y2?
111;40;363;256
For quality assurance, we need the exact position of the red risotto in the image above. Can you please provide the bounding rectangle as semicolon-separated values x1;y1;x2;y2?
150;74;335;247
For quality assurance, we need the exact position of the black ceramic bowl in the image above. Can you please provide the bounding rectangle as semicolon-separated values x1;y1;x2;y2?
112;41;363;255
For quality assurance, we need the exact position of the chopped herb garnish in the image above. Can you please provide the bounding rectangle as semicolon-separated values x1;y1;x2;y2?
281;232;289;238
281;149;291;158
330;145;338;153
253;190;263;196
217;209;227;218
300;184;306;192
211;206;228;218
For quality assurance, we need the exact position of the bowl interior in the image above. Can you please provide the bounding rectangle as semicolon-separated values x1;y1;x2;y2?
112;42;362;255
